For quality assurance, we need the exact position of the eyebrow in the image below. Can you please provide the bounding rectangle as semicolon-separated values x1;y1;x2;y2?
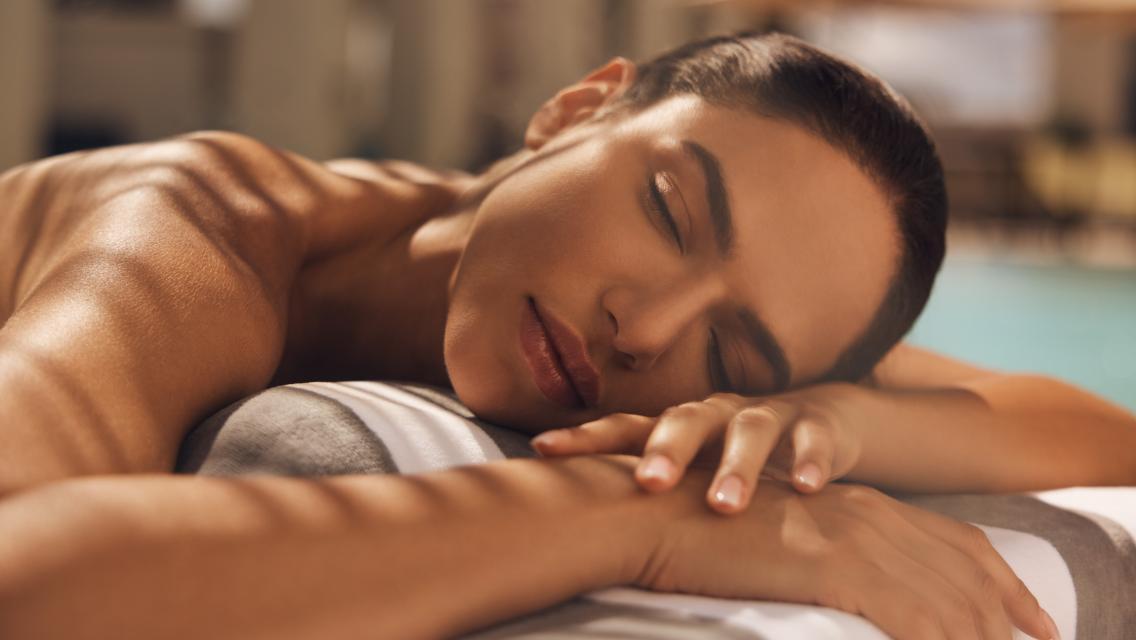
682;140;735;257
680;139;792;392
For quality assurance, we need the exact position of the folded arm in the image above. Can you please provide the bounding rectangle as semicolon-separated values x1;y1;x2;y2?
852;343;1136;492
0;455;1052;640
538;342;1136;501
0;457;655;639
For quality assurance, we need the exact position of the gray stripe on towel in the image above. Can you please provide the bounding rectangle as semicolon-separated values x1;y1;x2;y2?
176;386;398;476
906;493;1136;638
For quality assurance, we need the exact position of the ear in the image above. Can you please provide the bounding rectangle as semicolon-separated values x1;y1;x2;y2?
524;57;637;150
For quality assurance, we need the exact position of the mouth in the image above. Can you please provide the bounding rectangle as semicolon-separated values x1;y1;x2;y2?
519;297;601;410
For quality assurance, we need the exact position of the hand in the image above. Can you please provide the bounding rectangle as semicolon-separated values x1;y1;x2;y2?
533;384;866;513
642;473;1061;640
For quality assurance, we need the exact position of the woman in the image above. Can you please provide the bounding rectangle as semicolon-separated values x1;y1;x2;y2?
0;32;1127;639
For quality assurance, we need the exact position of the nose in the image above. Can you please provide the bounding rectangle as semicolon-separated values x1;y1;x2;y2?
602;272;727;372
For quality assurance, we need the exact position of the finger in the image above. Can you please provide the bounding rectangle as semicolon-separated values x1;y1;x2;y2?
890;500;1055;640
852;494;1014;639
707;405;791;514
789;416;836;494
637;403;729;491
531;413;654;456
840;551;978;640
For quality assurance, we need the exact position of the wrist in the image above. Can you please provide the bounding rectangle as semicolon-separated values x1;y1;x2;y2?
842;382;876;470
540;455;671;588
553;455;721;589
625;466;718;589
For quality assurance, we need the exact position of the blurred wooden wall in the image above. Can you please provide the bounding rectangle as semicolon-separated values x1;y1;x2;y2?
0;0;49;172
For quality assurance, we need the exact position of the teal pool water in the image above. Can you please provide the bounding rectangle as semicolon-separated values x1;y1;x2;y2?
907;259;1136;412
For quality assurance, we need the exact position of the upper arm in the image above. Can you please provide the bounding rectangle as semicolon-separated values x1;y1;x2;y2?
0;132;319;492
866;342;1000;391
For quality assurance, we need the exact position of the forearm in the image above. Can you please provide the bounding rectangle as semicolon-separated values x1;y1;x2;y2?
849;375;1136;492
0;457;658;639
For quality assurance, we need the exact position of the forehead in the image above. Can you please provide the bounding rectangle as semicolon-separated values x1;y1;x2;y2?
621;96;899;382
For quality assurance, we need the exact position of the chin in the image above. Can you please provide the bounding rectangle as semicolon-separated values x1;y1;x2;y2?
444;347;575;434
444;286;585;433
444;333;531;434
450;375;544;434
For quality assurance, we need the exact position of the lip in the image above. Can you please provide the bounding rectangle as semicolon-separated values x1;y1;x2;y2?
519;297;601;410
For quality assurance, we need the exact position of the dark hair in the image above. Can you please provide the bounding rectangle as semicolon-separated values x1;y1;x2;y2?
614;31;947;384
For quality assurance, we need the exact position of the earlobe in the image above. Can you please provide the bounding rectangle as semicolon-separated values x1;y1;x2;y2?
523;57;636;150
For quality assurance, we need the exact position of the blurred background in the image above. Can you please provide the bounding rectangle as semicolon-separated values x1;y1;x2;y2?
1;0;1133;409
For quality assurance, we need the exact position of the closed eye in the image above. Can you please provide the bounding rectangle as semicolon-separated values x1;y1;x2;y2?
707;328;733;393
645;173;684;253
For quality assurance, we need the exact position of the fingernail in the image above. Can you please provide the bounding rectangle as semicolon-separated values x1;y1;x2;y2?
795;463;823;490
1041;609;1061;640
639;454;675;483
713;475;744;509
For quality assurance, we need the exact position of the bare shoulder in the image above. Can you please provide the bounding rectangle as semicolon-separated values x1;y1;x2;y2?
0;131;458;491
1;132;316;315
0;131;368;491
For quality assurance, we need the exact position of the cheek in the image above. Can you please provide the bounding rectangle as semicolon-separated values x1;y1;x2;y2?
443;151;706;425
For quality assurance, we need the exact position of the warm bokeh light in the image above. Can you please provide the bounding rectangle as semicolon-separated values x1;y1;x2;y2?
2;0;1133;407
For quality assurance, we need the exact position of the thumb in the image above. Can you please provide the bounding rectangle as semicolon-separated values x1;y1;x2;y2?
789;417;835;493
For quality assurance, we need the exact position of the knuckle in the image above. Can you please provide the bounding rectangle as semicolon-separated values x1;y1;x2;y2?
1012;576;1040;609
620;413;656;431
962;523;996;554
705;392;745;406
576;419;609;432
799;414;836;436
660;402;705;421
1016;576;1037;600
731;406;781;428
973;567;1001;600
577;421;618;438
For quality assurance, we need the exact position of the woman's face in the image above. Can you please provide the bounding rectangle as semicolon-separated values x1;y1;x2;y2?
444;94;897;432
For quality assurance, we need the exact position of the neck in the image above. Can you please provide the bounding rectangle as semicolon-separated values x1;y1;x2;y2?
275;155;529;387
384;206;476;384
